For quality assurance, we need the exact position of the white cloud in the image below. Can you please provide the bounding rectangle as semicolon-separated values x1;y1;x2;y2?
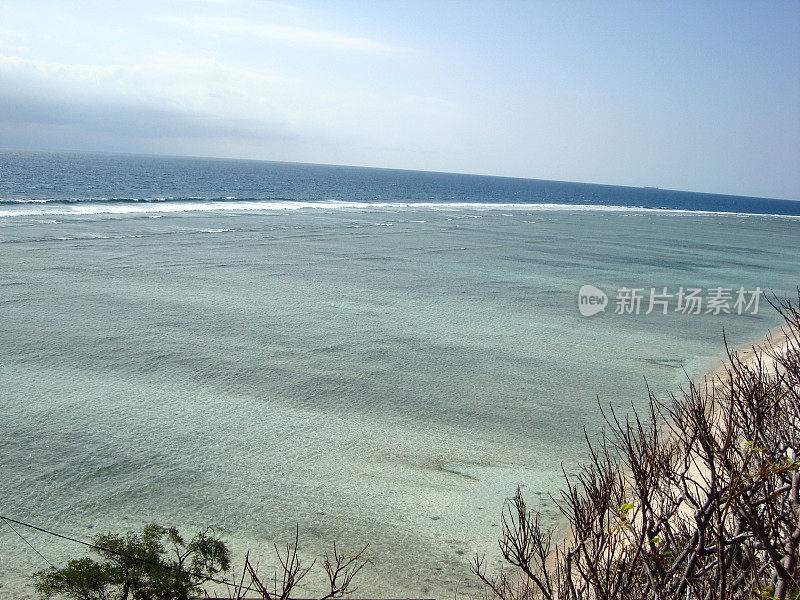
0;53;122;82
0;49;462;160
177;0;301;7
0;51;292;114
0;27;28;52
159;15;411;54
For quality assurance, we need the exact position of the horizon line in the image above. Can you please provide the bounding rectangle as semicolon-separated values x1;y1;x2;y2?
2;145;798;204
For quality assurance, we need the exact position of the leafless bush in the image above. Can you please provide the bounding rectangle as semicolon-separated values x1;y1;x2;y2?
218;526;368;600
475;293;800;600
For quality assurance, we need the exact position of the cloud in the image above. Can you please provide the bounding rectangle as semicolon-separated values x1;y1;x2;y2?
159;15;411;54
0;48;454;135
176;0;301;7
0;27;29;52
0;51;297;120
0;52;304;153
0;79;287;142
0;47;463;167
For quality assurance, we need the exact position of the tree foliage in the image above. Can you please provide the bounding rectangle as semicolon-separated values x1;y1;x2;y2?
34;523;230;600
32;521;368;600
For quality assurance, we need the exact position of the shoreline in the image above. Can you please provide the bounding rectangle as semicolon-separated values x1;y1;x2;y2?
540;320;795;574
695;324;792;388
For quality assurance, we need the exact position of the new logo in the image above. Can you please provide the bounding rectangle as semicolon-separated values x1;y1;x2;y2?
578;285;608;317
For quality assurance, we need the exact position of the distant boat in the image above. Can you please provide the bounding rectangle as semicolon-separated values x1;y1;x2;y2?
643;186;660;190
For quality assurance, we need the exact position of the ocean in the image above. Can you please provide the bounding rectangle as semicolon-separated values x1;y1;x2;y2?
1;150;799;598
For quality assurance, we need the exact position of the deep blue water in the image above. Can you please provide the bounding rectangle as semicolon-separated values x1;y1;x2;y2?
1;150;798;214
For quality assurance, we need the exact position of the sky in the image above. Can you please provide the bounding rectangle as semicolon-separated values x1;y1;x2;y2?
0;0;798;200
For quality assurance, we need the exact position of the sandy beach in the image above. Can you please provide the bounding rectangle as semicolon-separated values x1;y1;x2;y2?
533;320;798;583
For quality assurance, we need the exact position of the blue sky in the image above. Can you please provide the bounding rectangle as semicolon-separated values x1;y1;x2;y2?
0;0;798;199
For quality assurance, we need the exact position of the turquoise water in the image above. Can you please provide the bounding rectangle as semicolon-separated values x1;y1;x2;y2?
1;154;799;598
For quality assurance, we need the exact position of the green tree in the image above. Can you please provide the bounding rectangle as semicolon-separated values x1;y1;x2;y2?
34;523;230;600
